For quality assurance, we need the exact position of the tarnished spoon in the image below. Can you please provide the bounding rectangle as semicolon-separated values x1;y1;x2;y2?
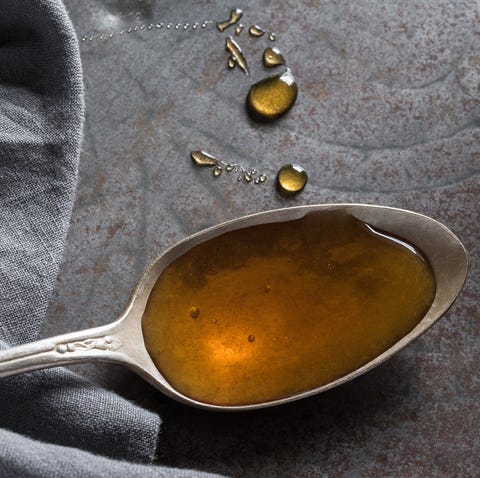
0;204;467;411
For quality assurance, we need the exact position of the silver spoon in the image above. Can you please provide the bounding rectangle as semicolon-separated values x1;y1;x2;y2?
0;204;467;411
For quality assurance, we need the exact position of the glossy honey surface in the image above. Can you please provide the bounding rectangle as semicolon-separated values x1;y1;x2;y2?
246;69;298;121
142;212;436;406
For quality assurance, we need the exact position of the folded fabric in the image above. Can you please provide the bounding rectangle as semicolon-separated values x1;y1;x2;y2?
0;426;224;478
0;1;219;475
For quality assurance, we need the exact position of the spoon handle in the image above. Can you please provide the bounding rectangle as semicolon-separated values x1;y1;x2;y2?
0;321;125;378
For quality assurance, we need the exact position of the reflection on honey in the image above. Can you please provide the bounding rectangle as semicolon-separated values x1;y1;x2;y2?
142;212;436;406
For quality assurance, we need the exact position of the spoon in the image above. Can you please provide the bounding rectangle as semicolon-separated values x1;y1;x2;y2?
0;204;467;411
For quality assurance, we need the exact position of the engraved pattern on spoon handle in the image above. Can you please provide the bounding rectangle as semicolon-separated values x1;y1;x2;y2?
0;322;123;378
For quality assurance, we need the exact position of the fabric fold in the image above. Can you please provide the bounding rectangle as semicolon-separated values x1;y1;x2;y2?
0;427;224;478
0;0;163;467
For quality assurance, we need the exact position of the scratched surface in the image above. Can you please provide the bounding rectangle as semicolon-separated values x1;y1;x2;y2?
45;1;479;476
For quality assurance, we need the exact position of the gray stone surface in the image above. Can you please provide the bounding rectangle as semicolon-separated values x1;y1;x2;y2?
44;0;479;476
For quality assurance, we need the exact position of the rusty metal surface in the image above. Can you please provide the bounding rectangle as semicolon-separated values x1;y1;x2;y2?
44;0;479;476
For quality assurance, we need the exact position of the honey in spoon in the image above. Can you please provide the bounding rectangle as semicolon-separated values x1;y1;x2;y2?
142;211;436;407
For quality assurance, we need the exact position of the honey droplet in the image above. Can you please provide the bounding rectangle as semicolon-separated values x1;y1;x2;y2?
189;307;200;319
246;69;297;121
248;334;256;343
227;57;236;69
226;36;249;75
248;25;276;40
235;24;244;36
248;24;265;37
191;151;218;167
276;164;308;196
263;47;285;67
213;166;223;177
217;8;243;32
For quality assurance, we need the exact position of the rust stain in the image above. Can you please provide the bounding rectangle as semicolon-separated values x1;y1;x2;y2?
107;220;126;240
93;255;110;275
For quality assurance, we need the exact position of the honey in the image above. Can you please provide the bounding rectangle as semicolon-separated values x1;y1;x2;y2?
276;164;308;196
225;36;249;75
246;69;298;121
263;47;285;67
216;8;243;32
142;212;436;406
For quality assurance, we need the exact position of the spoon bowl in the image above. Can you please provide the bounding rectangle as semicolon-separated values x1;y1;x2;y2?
0;204;467;411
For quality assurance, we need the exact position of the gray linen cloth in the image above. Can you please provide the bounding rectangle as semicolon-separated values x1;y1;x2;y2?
0;1;221;476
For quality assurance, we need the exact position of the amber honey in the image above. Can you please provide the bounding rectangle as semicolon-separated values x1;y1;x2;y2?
142;212;436;406
246;69;298;121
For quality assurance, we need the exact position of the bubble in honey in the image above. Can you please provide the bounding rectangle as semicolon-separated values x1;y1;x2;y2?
246;69;297;121
189;307;200;319
191;150;218;167
217;8;243;32
225;36;249;75
264;283;271;293
211;318;218;324
248;334;256;343
276;164;308;196
263;47;285;67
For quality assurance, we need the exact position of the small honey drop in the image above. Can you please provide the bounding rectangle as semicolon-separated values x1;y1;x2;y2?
248;24;265;37
217;8;243;32
189;307;200;319
276;164;308;196
213;166;223;177
263;47;285;67
246;69;298;121
248;334;256;343
227;57;237;69
191;151;218;167
235;24;244;36
254;174;267;184
226;36;249;75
